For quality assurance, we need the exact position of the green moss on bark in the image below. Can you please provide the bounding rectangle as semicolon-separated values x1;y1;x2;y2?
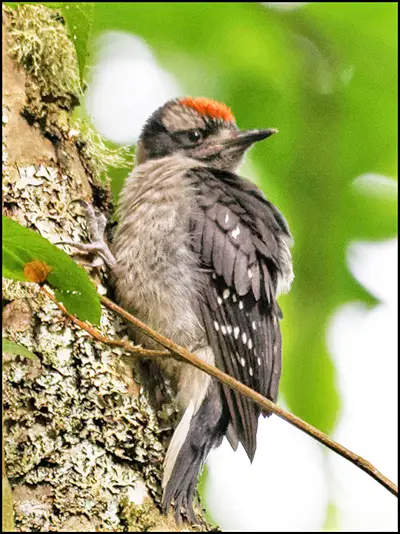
7;3;132;185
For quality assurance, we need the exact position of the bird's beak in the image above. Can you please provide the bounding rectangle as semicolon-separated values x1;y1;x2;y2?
190;127;278;164
222;128;278;149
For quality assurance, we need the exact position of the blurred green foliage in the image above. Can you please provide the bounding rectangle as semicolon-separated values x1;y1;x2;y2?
84;2;397;433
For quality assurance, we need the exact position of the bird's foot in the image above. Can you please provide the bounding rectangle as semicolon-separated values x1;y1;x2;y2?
56;200;117;270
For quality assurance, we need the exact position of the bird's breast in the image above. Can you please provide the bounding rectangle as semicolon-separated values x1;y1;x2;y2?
111;155;204;349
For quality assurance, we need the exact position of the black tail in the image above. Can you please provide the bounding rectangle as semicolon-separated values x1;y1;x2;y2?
162;383;229;524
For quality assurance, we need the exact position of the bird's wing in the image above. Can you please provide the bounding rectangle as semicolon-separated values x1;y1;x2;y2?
188;166;292;461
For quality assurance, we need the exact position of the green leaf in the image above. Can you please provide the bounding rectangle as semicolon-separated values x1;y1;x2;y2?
60;3;95;82
2;339;37;360
2;476;15;532
2;216;101;325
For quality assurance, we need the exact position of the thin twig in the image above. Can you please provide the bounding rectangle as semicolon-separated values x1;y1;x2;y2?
39;286;170;358
100;295;398;498
39;286;398;497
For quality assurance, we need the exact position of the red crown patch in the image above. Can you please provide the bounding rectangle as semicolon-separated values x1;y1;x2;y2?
179;97;235;123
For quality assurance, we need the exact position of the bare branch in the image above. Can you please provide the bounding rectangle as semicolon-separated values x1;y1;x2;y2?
40;286;398;498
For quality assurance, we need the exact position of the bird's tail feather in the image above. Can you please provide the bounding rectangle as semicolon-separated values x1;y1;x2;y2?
162;383;229;523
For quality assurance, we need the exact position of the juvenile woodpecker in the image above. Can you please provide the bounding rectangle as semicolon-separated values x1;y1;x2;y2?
109;97;293;522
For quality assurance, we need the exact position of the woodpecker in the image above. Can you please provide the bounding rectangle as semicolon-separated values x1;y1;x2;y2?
101;97;293;522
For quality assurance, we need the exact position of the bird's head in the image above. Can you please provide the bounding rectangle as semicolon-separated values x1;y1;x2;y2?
137;97;277;171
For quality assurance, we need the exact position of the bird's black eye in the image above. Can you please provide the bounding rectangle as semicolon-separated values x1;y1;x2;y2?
187;129;203;143
175;129;205;147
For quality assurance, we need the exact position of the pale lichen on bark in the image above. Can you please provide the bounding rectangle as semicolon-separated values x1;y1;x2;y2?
2;4;210;531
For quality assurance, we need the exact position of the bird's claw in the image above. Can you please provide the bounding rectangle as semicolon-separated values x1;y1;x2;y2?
56;201;117;270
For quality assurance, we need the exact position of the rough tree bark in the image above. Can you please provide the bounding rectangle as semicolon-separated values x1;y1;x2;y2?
2;4;212;531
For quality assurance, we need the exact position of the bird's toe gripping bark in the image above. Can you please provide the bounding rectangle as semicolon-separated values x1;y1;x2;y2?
55;200;117;270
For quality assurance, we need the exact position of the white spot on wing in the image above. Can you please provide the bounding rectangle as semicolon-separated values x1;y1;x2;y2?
223;289;230;299
231;226;240;239
248;268;253;279
252;321;257;330
227;325;232;334
239;300;244;310
214;321;219;331
257;357;262;366
217;297;222;305
234;327;240;339
248;338;253;349
221;325;227;335
249;367;254;376
232;293;237;302
242;332;247;344
240;357;246;367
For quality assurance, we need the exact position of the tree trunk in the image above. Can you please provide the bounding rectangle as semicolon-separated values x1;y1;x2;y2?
2;4;211;531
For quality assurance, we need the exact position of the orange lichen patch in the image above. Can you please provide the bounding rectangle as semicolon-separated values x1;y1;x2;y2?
180;97;235;123
24;260;52;283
